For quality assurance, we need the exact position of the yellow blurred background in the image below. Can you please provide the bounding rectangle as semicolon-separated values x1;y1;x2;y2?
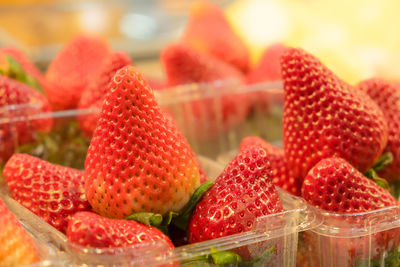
0;0;399;83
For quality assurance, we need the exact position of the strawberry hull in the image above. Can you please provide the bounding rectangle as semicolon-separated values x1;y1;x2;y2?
0;157;316;267
300;205;400;267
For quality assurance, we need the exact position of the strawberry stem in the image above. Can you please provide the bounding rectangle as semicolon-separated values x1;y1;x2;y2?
180;246;275;266
364;169;390;190
371;152;393;172
125;212;163;227
173;180;214;231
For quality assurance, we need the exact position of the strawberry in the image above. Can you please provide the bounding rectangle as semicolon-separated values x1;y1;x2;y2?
45;34;111;110
3;153;91;233
302;157;400;264
181;0;249;73
84;66;200;219
67;211;174;249
161;43;244;86
247;43;286;84
239;136;301;196
0;75;52;164
281;48;388;180
161;43;249;139
0;198;39;266
78;51;133;138
2;47;49;91
188;145;283;243
163;112;208;184
357;78;400;181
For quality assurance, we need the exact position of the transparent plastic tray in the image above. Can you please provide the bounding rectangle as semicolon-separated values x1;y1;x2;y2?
0;80;283;167
298;205;400;267
0;190;68;267
0;156;318;267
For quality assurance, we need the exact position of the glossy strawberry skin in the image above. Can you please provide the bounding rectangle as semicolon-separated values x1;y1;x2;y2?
357;78;400;181
78;51;133;138
188;146;283;243
302;157;397;212
3;153;91;234
281;48;388;180
239;136;301;196
0;75;53;164
67;211;174;249
0;198;39;266
45;34;111;110
84;66;200;219
302;157;400;265
181;0;249;73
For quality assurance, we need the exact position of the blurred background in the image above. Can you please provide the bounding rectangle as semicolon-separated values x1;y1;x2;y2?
0;0;399;83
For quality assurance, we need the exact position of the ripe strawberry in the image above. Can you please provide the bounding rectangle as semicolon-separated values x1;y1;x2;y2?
247;43;286;84
2;47;48;90
84;66;200;219
181;0;249;73
239;136;301;196
3;153;91;233
45;34;111;110
161;43;244;86
67;211;174;249
0;75;52;164
357;78;400;181
161;43;249;139
302;157;400;264
163;112;208;184
78;51;133;138
0;198;39;266
281;48;388;180
188;145;283;243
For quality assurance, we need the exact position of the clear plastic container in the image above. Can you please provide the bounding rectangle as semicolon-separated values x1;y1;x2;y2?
0;189;68;267
0;80;284;168
0;156;318;267
298;206;400;267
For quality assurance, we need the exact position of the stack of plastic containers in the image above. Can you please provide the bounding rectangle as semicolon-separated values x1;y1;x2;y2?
3;80;400;266
0;156;317;266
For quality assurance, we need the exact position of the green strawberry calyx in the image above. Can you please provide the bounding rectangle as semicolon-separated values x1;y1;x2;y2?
364;152;393;190
126;180;214;233
181;246;275;266
0;53;43;93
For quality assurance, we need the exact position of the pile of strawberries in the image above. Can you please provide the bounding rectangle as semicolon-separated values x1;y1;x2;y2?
1;1;400;266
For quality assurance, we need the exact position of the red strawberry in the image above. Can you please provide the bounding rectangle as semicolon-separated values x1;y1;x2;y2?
239;136;301;196
0;75;53;164
0;198;39;266
161;43;249;139
357;78;400;181
3;153;91;233
163;112;208;184
181;0;249;73
161;43;244;86
78;51;133;138
2;47;49;90
188;145;283;243
45;34;111;110
281;48;388;180
247;43;286;84
84;66;201;219
67;211;174;249
302;157;397;212
302;157;400;264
